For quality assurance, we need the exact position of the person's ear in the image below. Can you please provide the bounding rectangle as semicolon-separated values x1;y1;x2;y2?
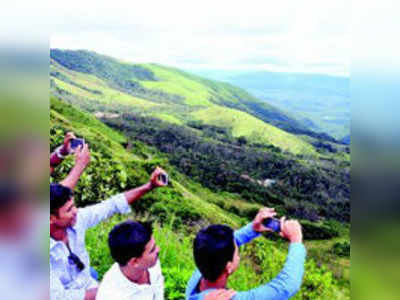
127;256;139;267
50;213;58;225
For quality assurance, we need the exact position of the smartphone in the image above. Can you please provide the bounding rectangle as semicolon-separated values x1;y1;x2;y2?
69;138;85;152
262;218;281;232
158;173;168;185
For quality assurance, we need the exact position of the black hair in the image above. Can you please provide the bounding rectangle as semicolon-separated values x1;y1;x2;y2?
50;183;73;215
108;220;153;266
193;224;235;282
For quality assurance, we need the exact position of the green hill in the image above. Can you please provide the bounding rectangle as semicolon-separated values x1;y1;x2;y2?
50;49;325;155
50;96;349;299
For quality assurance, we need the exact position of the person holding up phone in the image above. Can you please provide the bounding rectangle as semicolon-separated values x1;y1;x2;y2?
186;208;306;300
50;132;90;191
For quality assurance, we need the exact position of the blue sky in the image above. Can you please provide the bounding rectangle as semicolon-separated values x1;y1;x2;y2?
49;0;350;77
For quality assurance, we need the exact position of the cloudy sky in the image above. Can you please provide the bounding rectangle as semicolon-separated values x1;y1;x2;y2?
50;0;350;76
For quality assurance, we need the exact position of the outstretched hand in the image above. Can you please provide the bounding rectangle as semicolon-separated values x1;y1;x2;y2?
75;143;91;169
205;289;236;300
150;166;168;188
252;207;277;233
279;217;303;243
62;132;76;154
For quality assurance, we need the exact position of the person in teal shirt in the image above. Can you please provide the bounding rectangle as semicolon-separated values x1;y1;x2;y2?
186;208;306;300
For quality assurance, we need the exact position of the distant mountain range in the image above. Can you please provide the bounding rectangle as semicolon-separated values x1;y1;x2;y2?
191;69;350;141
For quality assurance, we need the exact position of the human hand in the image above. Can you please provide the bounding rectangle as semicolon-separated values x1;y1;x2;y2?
252;207;277;233
62;132;76;155
279;217;303;243
149;166;168;188
74;143;90;169
205;289;236;300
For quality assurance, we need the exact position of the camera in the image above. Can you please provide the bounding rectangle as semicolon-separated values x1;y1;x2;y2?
262;218;281;232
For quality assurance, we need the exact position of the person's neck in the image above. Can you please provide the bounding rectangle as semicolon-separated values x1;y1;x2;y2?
199;274;228;291
50;224;68;243
120;265;149;285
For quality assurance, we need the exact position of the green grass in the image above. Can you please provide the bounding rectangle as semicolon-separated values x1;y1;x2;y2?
51;60;157;109
192;105;317;155
140;64;214;106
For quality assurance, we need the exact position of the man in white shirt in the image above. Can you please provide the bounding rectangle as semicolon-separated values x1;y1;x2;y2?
97;221;164;300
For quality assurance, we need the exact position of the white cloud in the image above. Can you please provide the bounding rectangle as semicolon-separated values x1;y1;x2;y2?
49;0;350;76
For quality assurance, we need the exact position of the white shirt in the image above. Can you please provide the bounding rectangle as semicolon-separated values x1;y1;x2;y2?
50;193;131;300
97;260;164;300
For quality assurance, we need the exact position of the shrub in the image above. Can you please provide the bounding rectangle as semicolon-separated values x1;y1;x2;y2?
331;241;350;257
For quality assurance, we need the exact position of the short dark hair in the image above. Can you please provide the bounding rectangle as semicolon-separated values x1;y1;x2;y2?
50;183;73;215
108;220;153;266
193;224;235;282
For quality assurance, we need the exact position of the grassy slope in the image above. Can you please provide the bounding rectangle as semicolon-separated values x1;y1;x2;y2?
191;106;316;154
51;97;348;299
51;58;317;155
51;59;158;109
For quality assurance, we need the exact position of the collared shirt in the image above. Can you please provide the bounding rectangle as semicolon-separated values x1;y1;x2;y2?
186;223;307;300
50;193;131;300
96;259;164;300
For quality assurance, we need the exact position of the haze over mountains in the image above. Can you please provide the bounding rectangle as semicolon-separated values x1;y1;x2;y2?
192;69;350;141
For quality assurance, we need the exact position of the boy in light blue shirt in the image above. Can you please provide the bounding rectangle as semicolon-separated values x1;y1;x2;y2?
186;208;306;300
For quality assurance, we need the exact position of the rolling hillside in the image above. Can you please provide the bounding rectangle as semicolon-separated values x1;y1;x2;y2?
50;49;330;155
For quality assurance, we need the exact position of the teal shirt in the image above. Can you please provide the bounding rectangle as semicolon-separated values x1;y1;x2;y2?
185;223;306;300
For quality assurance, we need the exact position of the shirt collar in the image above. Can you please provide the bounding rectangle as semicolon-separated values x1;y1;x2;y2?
49;226;76;250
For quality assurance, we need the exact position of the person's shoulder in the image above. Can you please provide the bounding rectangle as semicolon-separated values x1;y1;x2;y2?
103;262;120;279
97;263;122;299
149;259;164;281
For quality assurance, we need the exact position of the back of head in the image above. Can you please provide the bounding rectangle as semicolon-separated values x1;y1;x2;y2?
193;224;235;282
108;220;153;266
50;183;72;215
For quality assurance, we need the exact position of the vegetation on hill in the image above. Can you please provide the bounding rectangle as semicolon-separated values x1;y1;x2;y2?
102;113;350;223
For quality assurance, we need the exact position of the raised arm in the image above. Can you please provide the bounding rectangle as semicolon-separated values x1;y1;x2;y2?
50;132;75;174
124;167;167;205
234;219;306;300
78;167;167;229
60;143;90;190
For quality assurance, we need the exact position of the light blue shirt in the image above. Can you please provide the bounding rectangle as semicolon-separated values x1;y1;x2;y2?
50;193;131;300
186;223;306;300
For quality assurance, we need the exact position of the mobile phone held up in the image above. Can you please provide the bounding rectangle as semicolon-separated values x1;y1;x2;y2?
262;218;281;233
158;173;168;186
69;138;85;153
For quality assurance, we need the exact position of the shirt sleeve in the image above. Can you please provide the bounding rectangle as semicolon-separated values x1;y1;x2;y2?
233;243;307;300
77;193;132;230
234;222;261;247
50;268;86;300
